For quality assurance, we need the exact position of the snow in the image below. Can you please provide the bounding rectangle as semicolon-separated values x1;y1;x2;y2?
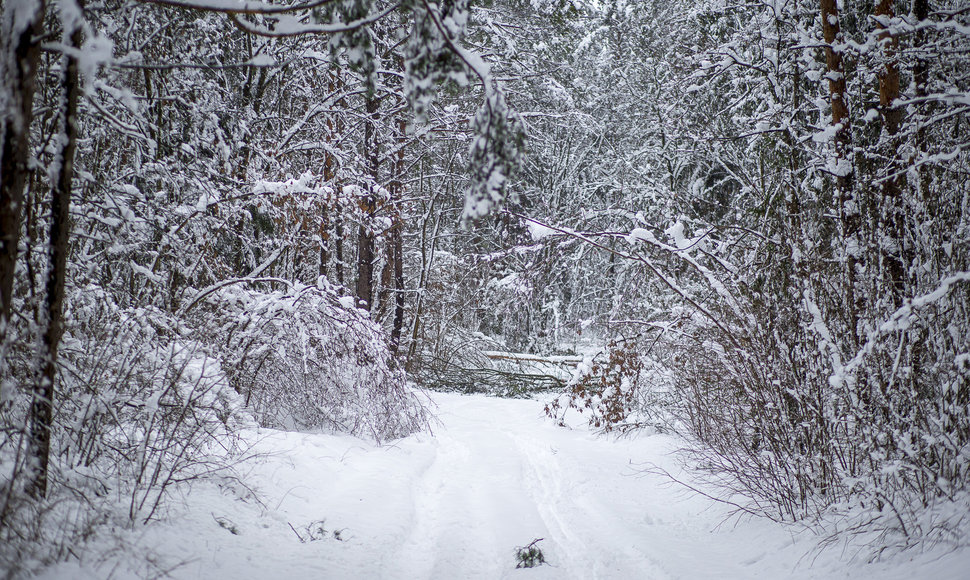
35;392;970;579
195;189;219;210
664;220;690;250
831;271;970;389
812;123;842;143
137;0;311;13
627;227;653;244
526;221;557;241
246;53;276;67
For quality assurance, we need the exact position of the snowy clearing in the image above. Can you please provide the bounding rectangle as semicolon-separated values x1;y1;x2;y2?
40;392;970;579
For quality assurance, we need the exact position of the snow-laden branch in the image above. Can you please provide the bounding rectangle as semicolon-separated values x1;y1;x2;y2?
229;4;399;37
409;0;523;223
626;226;747;325
180;274;290;315
135;0;340;15
511;212;743;349
417;0;491;93
832;271;970;388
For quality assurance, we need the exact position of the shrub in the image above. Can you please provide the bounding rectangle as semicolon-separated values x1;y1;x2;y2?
1;285;245;575
545;340;651;431
186;280;427;442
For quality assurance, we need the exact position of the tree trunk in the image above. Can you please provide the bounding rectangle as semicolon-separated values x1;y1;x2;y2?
874;0;907;304
820;0;851;160
356;205;375;309
875;0;902;136
912;0;931;205
390;216;405;353
820;0;861;342
389;119;407;354
356;95;380;309
335;214;345;286
406;160;433;371
0;0;45;347
320;71;339;280
27;11;82;499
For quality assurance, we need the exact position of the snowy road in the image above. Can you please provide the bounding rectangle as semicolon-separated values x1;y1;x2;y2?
388;395;718;580
48;392;970;579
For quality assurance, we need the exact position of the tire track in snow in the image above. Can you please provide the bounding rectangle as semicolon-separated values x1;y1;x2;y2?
390;415;546;578
388;395;676;579
514;435;674;579
87;392;970;580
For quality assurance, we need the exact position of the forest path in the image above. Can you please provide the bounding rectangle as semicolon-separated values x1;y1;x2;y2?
208;392;807;580
388;394;710;580
58;392;968;580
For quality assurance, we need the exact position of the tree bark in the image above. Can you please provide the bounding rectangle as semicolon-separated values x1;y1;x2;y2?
912;0;931;203
875;0;902;136
820;0;861;342
355;95;380;310
356;204;375;309
874;0;907;304
389;119;407;354
406;160;433;371
335;213;345;286
0;0;45;346
820;0;851;164
320;71;339;280
27;9;82;499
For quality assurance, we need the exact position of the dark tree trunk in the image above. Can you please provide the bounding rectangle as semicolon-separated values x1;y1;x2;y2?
912;0;931;204
875;0;902;136
319;203;330;279
335;214;345;286
0;0;45;346
390;217;405;353
356;205;375;309
820;0;861;343
27;13;82;499
320;74;338;279
820;0;851;160
874;0;908;304
356;95;380;310
356;171;376;307
389;119;407;354
332;70;347;287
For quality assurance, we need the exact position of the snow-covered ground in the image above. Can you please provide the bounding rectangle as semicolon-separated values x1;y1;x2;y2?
41;392;970;579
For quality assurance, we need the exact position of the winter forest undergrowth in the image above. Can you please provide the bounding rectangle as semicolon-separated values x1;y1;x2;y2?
1;0;969;577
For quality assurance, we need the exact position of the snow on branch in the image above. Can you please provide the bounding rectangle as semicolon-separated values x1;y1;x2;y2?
135;0;343;15
229;4;398;37
833;272;970;387
404;0;524;223
510;213;742;348
137;0;523;224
